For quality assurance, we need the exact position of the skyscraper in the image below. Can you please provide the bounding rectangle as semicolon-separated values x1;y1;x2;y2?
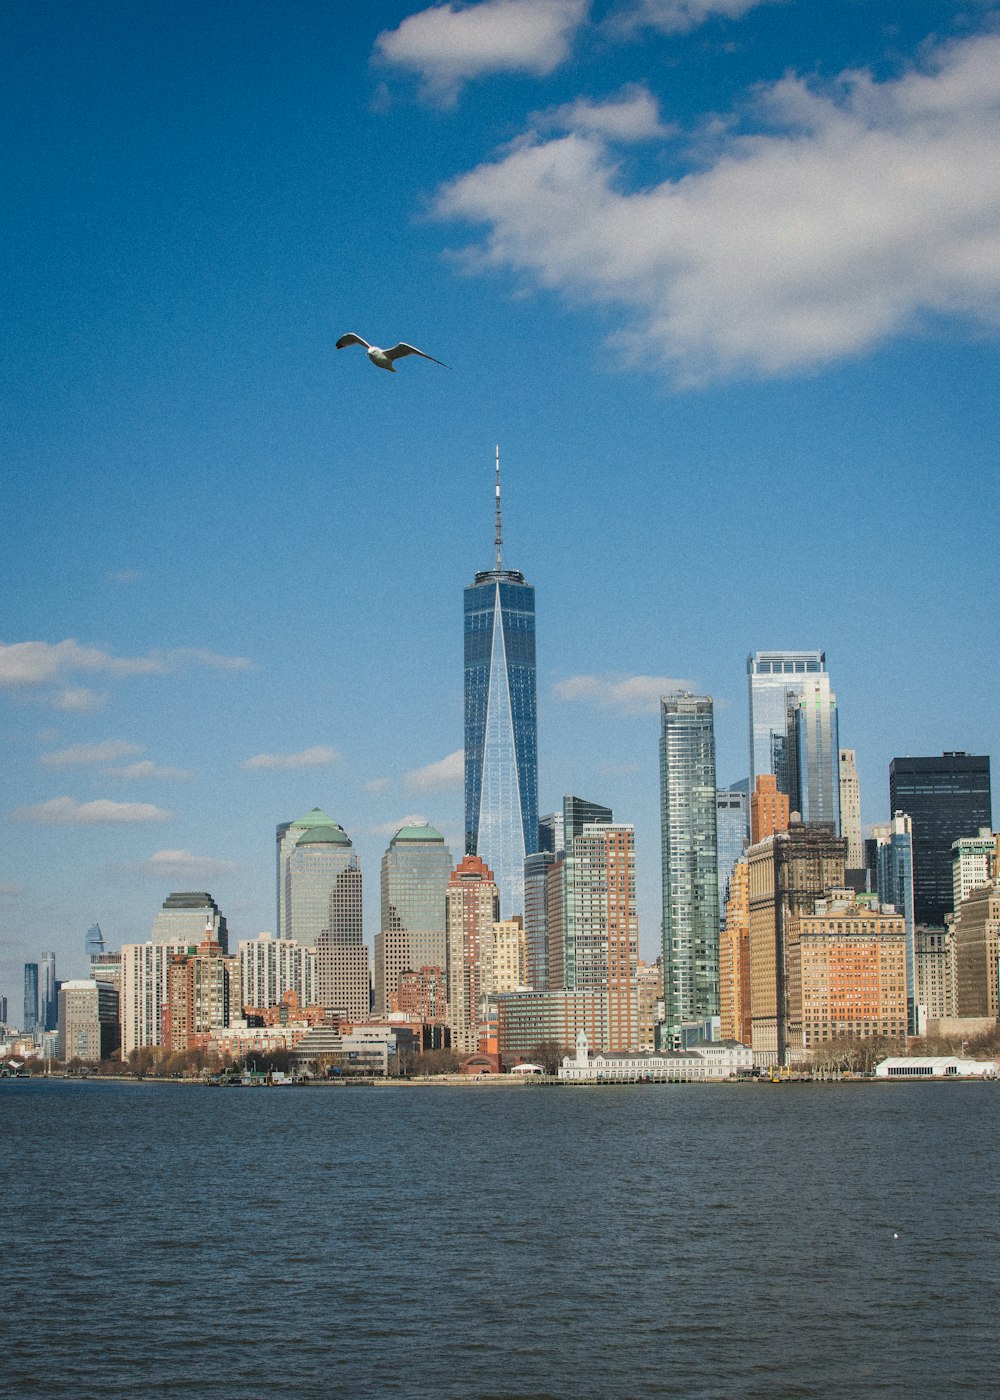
660;694;719;1034
464;450;538;920
446;853;500;1054
871;813;916;1031
716;787;749;919
838;749;863;869
952;829;998;910
85;923;105;959
750;774;790;844
276;808;338;937
23;962;39;1036
563;818;639;1052
792;673;840;826
889;753;992;925
375;822;453;1014
747;650;826;795
39;952;57;1032
152;892;229;953
286;821;368;1019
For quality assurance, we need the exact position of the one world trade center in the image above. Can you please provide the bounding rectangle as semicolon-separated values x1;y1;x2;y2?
464;449;538;919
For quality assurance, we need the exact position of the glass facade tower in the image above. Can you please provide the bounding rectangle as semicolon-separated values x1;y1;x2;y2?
747;650;826;796
375;822;453;1013
660;694;719;1032
793;673;840;826
889;753;992;926
872;813;917;1032
464;456;538;920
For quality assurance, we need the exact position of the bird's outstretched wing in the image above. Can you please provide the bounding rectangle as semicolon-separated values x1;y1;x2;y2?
336;333;371;351
384;342;450;368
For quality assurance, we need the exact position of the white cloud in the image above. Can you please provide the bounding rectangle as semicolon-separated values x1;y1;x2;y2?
377;0;588;103
134;849;238;881
435;32;1000;382
554;674;694;713
243;746;339;771
404;749;465;792
0;640;251;689
107;568;141;584
537;84;671;141
0;882;25;897
41;740;143;768
14;797;173;825
111;760;192;780
364;777;391;794
612;0;773;35
52;687;107;713
371;813;431;837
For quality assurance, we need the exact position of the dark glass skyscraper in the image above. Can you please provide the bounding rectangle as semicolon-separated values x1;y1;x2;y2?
889;753;992;926
464;451;538;919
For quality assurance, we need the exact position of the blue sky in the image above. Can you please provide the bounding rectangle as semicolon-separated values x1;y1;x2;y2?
3;0;998;1006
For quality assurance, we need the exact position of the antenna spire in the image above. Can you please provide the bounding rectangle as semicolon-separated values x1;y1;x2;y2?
494;443;503;572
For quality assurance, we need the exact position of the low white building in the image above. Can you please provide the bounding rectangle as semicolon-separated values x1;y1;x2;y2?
875;1056;997;1079
559;1031;753;1083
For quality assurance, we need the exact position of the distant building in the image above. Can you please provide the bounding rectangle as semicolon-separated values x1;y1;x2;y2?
750;774;790;845
916;926;955;1022
747;650;826;796
523;849;559;991
287;822;368;1020
275;808;339;938
39;952;57;1033
660;694;719;1035
559;1029;753;1082
952;829;997;911
871;813;917;1031
464;457;538;920
748;821;847;1064
120;941;191;1055
23;963;39;1037
374;822;452;1015
953;882;1000;1021
790;674;840;827
839;749;863;870
719;859;752;1046
889;753;992;926
564;819;639;1052
636;959;664;1051
789;890;907;1062
496;988;610;1059
163;932;237;1051
492;918;526;993
396;966;449;1023
447;854;500;1055
716;787;749;921
876;1056;996;1079
152;891;229;953
85;923;106;959
57;979;119;1061
238;933;317;1012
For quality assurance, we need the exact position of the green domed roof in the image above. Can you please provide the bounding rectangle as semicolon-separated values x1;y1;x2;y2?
393;821;444;843
292;807;336;828
296;823;351;847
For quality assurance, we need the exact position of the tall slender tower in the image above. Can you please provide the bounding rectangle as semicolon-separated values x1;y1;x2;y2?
660;694;719;1036
747;650;826;795
464;448;538;920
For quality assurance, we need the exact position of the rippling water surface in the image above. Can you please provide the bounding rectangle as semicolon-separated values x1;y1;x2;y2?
4;1078;999;1398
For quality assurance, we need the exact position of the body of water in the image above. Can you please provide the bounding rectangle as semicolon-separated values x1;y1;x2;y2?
3;1078;998;1397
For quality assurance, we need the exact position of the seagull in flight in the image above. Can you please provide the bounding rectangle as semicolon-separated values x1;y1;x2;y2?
335;333;450;372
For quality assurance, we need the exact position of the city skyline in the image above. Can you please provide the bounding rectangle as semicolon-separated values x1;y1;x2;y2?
3;2;999;1003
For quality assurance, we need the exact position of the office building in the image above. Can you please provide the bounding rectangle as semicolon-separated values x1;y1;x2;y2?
747;650;826;794
839;749;863;869
636;959;664;1050
239;932;317;1012
716;787;749;919
0;996;7;1026
464;452;538;920
538;810;564;854
286;822;367;1019
748;821;847;1063
750;774;790;844
791;673;840;826
889;753;992;926
57;979;120;1061
85;923;105;959
39;952;57;1032
952;882;1000;1020
720;859;751;1045
23;963;39;1037
660;694;719;1035
493;917;527;992
496;987;611;1059
790;890;907;1060
374;822;452;1015
275;808;338;938
563;816;639;1052
952;829;997;911
523;849;560;991
871;813;917;1032
446;854;500;1054
396;966;449;1023
916;927;955;1022
152;891;229;953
